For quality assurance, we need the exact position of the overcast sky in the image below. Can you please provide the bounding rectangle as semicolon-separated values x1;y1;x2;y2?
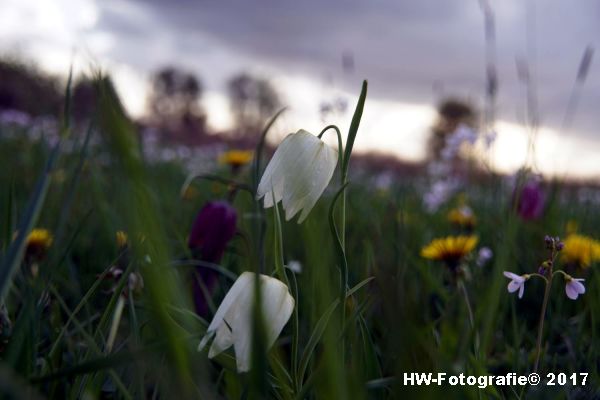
1;0;599;177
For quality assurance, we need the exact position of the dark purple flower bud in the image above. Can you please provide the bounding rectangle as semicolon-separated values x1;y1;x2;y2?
514;180;545;221
556;241;564;251
188;201;237;263
537;265;546;275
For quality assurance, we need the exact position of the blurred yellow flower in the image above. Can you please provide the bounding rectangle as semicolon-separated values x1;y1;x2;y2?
219;150;253;168
116;231;128;248
27;229;53;250
447;205;476;228
421;235;478;266
25;228;53;261
561;234;600;269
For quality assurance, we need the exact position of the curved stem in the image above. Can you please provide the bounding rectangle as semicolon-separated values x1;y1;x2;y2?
319;125;345;246
528;273;549;283
552;269;569;279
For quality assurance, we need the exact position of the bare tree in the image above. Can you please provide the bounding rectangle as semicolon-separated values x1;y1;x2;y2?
227;73;280;136
147;66;206;142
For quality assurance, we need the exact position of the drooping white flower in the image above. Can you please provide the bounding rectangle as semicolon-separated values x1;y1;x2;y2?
257;129;338;223
565;277;585;300
198;272;295;372
503;271;528;299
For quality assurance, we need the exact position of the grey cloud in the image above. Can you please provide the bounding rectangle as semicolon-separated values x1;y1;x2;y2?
96;0;599;138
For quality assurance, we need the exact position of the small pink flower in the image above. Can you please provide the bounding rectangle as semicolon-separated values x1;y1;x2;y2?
503;271;528;299
565;277;585;300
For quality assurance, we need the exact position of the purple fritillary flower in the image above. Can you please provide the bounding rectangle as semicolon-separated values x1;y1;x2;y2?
188;201;237;316
514;180;545;221
188;201;237;263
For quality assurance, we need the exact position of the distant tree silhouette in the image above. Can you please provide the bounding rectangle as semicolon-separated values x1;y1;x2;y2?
227;73;280;136
147;66;207;142
0;58;62;116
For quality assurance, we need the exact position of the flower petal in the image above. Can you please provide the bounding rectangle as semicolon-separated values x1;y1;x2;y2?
565;282;579;300
281;132;322;220
573;279;586;294
257;133;296;201
503;271;524;282
260;276;295;349
231;274;294;372
507;280;522;293
208;321;233;358
296;141;338;223
198;272;254;354
518;283;525;299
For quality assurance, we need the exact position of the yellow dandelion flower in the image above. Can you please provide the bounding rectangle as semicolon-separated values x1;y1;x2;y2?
447;205;476;228
561;234;600;269
116;231;128;248
25;228;53;261
219;150;253;168
421;235;478;268
27;229;53;249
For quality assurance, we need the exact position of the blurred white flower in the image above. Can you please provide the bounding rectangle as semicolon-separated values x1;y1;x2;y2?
198;272;294;372
452;124;478;145
257;129;338;223
441;124;478;161
286;260;302;274
476;247;493;267
0;109;31;127
373;172;394;191
423;180;458;213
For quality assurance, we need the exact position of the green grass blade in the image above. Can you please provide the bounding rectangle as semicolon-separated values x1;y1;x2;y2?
342;80;367;176
298;298;339;386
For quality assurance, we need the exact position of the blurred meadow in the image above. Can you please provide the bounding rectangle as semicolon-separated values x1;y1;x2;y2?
1;1;600;399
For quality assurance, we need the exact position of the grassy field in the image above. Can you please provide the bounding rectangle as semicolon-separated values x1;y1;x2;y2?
0;77;599;399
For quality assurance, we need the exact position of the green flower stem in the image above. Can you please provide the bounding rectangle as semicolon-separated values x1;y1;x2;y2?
318;124;345;247
457;280;474;329
529;273;548;283
534;249;559;373
534;275;552;373
318;124;348;298
552;269;569;279
271;191;300;391
319;125;348;337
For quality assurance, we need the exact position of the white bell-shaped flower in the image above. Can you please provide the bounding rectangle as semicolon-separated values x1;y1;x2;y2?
198;272;295;372
257;129;338;223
